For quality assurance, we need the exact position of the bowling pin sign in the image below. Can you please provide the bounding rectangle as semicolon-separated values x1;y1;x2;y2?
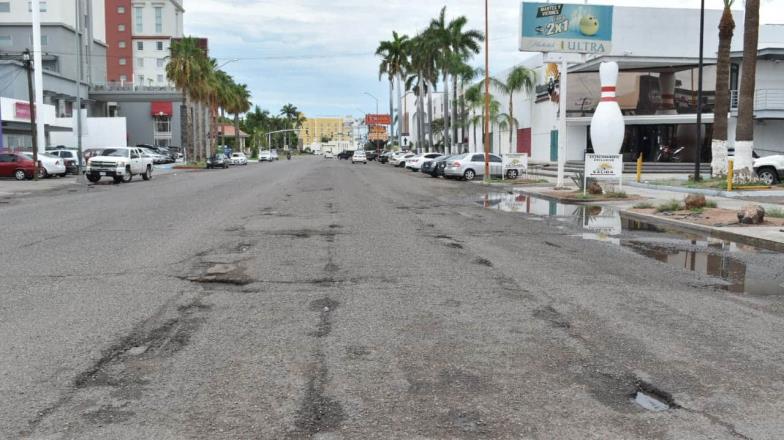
590;62;625;155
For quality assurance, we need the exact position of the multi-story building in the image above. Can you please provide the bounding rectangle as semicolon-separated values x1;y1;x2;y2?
104;0;184;87
301;117;353;145
0;0;107;149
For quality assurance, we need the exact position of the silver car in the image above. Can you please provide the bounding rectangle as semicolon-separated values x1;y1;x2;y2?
443;153;504;181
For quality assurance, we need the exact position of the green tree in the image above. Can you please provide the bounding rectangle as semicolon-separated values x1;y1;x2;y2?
376;31;410;148
711;0;736;176
497;67;536;152
280;103;299;149
734;0;760;179
166;37;208;161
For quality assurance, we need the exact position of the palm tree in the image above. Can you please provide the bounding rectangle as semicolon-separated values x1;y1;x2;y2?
166;37;208;161
280;103;299;149
711;0;736;177
734;0;760;180
376;31;409;148
408;31;440;152
229;83;251;153
446;12;484;153
497;66;536;153
294;112;307;150
464;84;482;150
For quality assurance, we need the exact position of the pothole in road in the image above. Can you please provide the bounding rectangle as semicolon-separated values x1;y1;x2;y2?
186;263;254;286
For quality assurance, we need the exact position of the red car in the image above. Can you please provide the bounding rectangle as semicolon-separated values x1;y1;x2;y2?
0;152;38;180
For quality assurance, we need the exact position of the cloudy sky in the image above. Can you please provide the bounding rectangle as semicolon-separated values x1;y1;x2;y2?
184;0;782;118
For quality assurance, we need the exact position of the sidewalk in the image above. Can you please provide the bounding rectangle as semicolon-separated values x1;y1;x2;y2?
492;172;784;252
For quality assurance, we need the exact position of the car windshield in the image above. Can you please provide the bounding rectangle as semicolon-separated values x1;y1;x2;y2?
101;149;130;158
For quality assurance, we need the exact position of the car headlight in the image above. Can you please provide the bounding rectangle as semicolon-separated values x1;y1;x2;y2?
117;161;127;168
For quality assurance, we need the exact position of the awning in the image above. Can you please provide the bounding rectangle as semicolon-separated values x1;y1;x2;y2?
151;101;173;117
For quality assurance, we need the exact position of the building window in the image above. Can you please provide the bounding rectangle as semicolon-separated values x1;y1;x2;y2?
155;117;171;134
118;24;125;32
119;58;127;65
0;3;9;13
27;1;47;12
137;41;143;50
154;7;163;33
135;7;143;33
137;57;144;67
157;74;164;83
117;6;125;14
156;41;163;51
118;41;126;48
0;35;11;47
156;58;164;68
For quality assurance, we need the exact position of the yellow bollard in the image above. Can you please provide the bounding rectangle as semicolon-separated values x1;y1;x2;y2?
636;154;643;183
727;160;734;192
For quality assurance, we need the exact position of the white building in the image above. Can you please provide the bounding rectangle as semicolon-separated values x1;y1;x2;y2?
467;6;784;163
400;90;445;151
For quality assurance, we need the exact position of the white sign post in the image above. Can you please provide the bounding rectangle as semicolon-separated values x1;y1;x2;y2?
584;153;623;195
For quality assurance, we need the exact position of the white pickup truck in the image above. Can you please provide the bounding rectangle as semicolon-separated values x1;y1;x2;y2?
754;154;784;185
85;147;154;183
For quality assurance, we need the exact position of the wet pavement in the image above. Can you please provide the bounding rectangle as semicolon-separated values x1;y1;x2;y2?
478;191;784;297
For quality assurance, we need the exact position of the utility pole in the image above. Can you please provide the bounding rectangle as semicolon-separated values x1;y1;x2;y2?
483;0;491;182
694;0;706;181
31;0;46;157
75;0;84;171
23;50;39;180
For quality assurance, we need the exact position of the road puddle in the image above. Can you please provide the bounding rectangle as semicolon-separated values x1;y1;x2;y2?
479;192;784;296
632;391;671;412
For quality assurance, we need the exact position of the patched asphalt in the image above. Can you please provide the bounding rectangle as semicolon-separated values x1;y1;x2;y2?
2;158;783;439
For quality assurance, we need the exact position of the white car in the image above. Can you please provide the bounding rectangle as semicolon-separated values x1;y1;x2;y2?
21;152;66;178
754;154;784;185
231;152;248;166
324;151;335;159
406;153;443;171
85;147;154;183
259;151;273;162
352;150;367;164
443;153;504;181
391;152;416;167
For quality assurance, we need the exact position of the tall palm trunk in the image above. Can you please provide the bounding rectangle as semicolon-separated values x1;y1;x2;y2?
734;0;760;179
452;75;459;154
396;75;403;148
220;108;226;148
183;93;193;162
417;81;425;153
388;77;394;148
472;110;477;152
711;4;735;176
442;72;450;154
193;101;200;161
508;93;515;153
427;84;434;152
234;113;241;153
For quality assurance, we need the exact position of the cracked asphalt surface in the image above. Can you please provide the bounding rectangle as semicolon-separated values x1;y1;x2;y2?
1;158;783;439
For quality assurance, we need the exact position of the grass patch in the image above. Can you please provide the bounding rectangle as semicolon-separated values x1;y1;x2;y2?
767;207;784;218
648;177;769;190
690;207;705;214
605;191;628;199
575;194;594;200
656;200;683;213
633;202;655;209
705;200;718;208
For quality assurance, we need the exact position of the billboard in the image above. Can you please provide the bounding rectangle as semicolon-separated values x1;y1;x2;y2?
368;125;388;141
520;2;613;54
365;114;392;125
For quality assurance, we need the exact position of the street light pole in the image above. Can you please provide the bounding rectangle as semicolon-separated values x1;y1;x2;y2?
694;0;706;181
31;0;45;158
23;50;39;181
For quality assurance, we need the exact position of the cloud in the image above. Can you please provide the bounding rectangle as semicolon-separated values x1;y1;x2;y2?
184;0;784;117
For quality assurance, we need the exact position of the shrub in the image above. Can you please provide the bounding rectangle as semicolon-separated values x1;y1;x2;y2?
606;191;628;199
633;202;654;209
767;207;784;218
656;200;683;213
705;200;718;208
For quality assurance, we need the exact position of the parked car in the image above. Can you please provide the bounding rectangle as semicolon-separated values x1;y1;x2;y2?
167;146;184;160
406;153;443;171
378;151;395;164
259;150;279;162
139;147;169;165
21;152;67;178
270;149;279;161
206;154;229;169
753;154;784;185
443;153;504;181
48;149;80;174
365;151;378;161
352;150;367;164
85;147;154;183
324;151;335;159
391;152;416;167
422;155;451;177
231;152;248;166
0;152;38;180
337;150;354;160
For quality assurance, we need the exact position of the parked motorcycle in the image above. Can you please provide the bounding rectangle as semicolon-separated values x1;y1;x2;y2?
286;152;291;160
656;144;685;162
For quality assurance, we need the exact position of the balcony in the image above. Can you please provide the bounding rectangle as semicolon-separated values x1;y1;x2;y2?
730;89;784;119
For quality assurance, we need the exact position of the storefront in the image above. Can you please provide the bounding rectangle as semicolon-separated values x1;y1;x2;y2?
0;97;72;152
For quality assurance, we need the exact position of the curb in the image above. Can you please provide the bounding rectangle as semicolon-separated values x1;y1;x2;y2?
626;181;784;198
620;209;784;253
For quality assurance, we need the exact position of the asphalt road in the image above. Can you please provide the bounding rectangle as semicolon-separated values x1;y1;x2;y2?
2;158;783;439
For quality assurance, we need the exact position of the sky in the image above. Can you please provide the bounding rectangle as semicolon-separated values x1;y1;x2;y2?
184;0;783;119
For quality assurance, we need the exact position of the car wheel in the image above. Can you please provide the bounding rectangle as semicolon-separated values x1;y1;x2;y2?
59;173;67;178
463;169;476;181
113;176;123;184
121;168;132;183
507;169;519;180
757;167;780;185
142;166;152;181
39;167;48;178
14;169;26;181
86;173;101;183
